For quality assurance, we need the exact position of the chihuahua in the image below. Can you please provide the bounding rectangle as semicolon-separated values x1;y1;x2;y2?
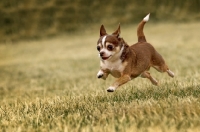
96;13;174;92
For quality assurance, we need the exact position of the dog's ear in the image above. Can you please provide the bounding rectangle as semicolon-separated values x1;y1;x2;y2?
112;24;120;38
100;25;107;36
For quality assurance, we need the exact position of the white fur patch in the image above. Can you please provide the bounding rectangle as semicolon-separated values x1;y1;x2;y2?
100;45;126;78
97;70;104;78
143;13;150;22
102;36;107;45
167;70;175;77
107;86;116;92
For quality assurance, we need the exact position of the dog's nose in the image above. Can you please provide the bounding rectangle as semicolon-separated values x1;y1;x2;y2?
100;52;105;57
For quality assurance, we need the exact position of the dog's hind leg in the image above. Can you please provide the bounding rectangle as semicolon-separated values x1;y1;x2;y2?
166;69;174;77
141;71;158;85
151;52;174;78
153;65;174;78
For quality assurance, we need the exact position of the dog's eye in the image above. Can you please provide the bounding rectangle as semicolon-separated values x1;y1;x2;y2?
97;46;101;51
107;45;113;51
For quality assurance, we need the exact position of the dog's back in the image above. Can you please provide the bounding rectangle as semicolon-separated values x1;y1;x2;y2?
129;13;174;77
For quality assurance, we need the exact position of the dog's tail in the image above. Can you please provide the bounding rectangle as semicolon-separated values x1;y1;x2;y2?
137;13;150;42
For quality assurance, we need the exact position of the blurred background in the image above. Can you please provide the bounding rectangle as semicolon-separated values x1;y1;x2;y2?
1;0;200;43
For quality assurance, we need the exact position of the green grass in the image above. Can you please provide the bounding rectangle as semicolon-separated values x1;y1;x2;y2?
1;22;200;132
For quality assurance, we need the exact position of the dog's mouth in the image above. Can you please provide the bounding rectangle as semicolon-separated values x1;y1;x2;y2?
101;55;111;60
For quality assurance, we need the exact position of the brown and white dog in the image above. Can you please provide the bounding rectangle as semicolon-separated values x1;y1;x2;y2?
96;13;174;92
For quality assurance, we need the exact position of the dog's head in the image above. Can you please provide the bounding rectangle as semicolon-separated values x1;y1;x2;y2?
97;24;125;61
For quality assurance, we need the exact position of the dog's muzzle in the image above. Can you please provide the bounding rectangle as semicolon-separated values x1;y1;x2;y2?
99;52;111;60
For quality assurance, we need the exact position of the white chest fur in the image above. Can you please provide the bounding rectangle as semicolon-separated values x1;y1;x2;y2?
100;59;127;78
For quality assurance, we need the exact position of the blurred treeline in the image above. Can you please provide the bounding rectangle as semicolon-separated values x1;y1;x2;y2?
0;0;200;42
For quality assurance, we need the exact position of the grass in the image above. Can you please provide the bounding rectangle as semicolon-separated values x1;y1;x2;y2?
1;22;200;132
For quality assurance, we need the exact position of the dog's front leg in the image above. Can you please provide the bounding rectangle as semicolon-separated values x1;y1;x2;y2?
97;69;109;80
107;74;131;92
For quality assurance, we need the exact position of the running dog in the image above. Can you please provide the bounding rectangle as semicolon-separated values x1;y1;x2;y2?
96;13;174;92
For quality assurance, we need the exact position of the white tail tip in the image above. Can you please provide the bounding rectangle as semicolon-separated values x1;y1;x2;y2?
143;13;150;22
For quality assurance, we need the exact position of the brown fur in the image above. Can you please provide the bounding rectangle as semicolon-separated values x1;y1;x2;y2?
97;14;174;92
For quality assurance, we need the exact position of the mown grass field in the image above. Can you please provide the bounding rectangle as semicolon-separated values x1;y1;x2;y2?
0;22;200;132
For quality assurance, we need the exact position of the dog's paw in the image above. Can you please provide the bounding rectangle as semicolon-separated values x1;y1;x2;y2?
152;79;158;86
107;86;116;92
97;70;108;80
97;70;104;79
167;70;174;78
97;74;103;78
